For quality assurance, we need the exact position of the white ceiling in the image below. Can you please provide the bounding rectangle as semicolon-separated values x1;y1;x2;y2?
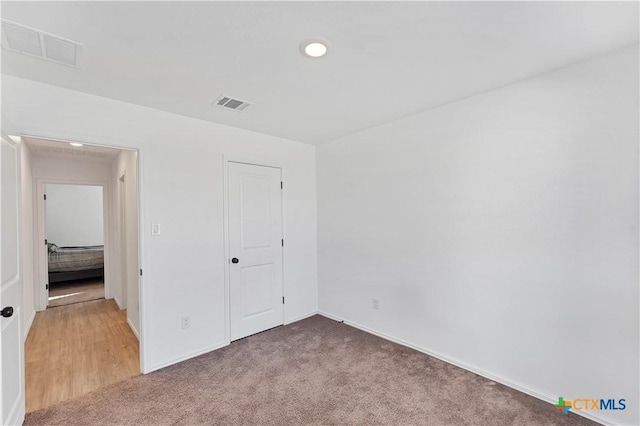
23;136;123;164
2;2;638;145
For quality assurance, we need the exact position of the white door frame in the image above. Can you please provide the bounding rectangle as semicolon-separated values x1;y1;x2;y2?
22;134;148;373
35;178;111;310
119;172;127;309
222;155;286;345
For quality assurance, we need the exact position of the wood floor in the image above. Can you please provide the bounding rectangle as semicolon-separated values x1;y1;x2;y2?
48;278;105;308
25;299;140;413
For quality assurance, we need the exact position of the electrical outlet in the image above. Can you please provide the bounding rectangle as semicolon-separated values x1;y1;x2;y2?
372;297;380;310
181;316;191;329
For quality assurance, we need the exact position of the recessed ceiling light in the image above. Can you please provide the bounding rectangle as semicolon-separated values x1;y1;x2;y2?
69;142;83;147
300;38;329;58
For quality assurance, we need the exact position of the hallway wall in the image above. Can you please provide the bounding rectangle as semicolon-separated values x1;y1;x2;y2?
3;75;319;372
112;150;140;336
19;141;35;339
45;184;103;247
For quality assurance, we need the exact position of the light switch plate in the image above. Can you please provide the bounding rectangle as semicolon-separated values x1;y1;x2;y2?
151;223;161;236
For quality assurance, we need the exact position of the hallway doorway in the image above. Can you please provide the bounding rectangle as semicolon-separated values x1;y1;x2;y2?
21;136;142;412
44;183;106;308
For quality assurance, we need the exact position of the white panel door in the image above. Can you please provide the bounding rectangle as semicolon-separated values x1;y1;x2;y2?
228;162;283;341
0;134;25;425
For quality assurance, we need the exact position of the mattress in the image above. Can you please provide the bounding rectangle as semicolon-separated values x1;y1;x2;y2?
48;245;104;273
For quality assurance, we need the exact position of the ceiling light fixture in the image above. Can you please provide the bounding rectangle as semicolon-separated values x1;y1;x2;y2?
300;38;329;58
69;142;83;147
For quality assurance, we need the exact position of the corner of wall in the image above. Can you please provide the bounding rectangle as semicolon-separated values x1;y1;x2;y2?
113;296;125;310
127;317;140;340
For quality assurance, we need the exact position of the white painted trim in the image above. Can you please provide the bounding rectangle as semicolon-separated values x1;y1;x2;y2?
6;401;24;426
136;146;149;374
146;341;229;374
118;170;127;310
284;311;318;325
127;317;139;340
222;155;230;346
23;309;36;344
19;134;138;153
222;155;286;344
317;311;343;323
145;312;316;373
113;170;129;309
317;311;609;426
34;182;46;312
223;155;283;171
113;296;124;310
35;178;111;309
21;134;148;376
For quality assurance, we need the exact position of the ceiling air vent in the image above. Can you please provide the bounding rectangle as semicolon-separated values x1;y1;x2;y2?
2;21;41;56
1;20;82;68
214;96;251;112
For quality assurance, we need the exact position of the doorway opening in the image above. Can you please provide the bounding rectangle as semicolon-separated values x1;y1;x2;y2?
21;136;142;413
45;183;106;308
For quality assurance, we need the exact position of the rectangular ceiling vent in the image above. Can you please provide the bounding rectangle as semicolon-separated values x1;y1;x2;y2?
1;20;82;68
215;95;251;112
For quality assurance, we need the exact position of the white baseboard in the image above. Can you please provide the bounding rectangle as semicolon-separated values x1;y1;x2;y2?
318;310;609;426
143;312;317;375
145;341;229;374
318;311;342;322
126;317;139;340
6;397;24;426
113;296;124;310
285;310;318;325
23;308;36;343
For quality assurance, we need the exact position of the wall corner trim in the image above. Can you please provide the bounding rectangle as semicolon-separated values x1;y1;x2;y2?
126;318;140;340
284;311;318;325
113;296;124;310
23;309;36;343
144;341;229;374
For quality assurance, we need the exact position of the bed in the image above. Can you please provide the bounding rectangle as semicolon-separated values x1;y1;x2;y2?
48;243;104;283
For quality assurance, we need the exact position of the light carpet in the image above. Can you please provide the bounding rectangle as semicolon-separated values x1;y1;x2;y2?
25;315;597;425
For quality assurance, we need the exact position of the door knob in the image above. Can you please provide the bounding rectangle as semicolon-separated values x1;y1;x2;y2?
1;306;14;318
231;258;239;264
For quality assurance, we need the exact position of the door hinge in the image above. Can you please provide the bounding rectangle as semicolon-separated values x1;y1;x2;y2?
45;239;48;245
139;269;143;276
45;283;49;290
281;239;284;247
44;194;47;200
282;296;285;304
280;181;283;189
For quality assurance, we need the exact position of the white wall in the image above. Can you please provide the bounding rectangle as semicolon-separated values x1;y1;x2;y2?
45;184;103;247
33;156;113;183
112;149;140;336
2;76;319;373
19;141;35;340
317;46;639;426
